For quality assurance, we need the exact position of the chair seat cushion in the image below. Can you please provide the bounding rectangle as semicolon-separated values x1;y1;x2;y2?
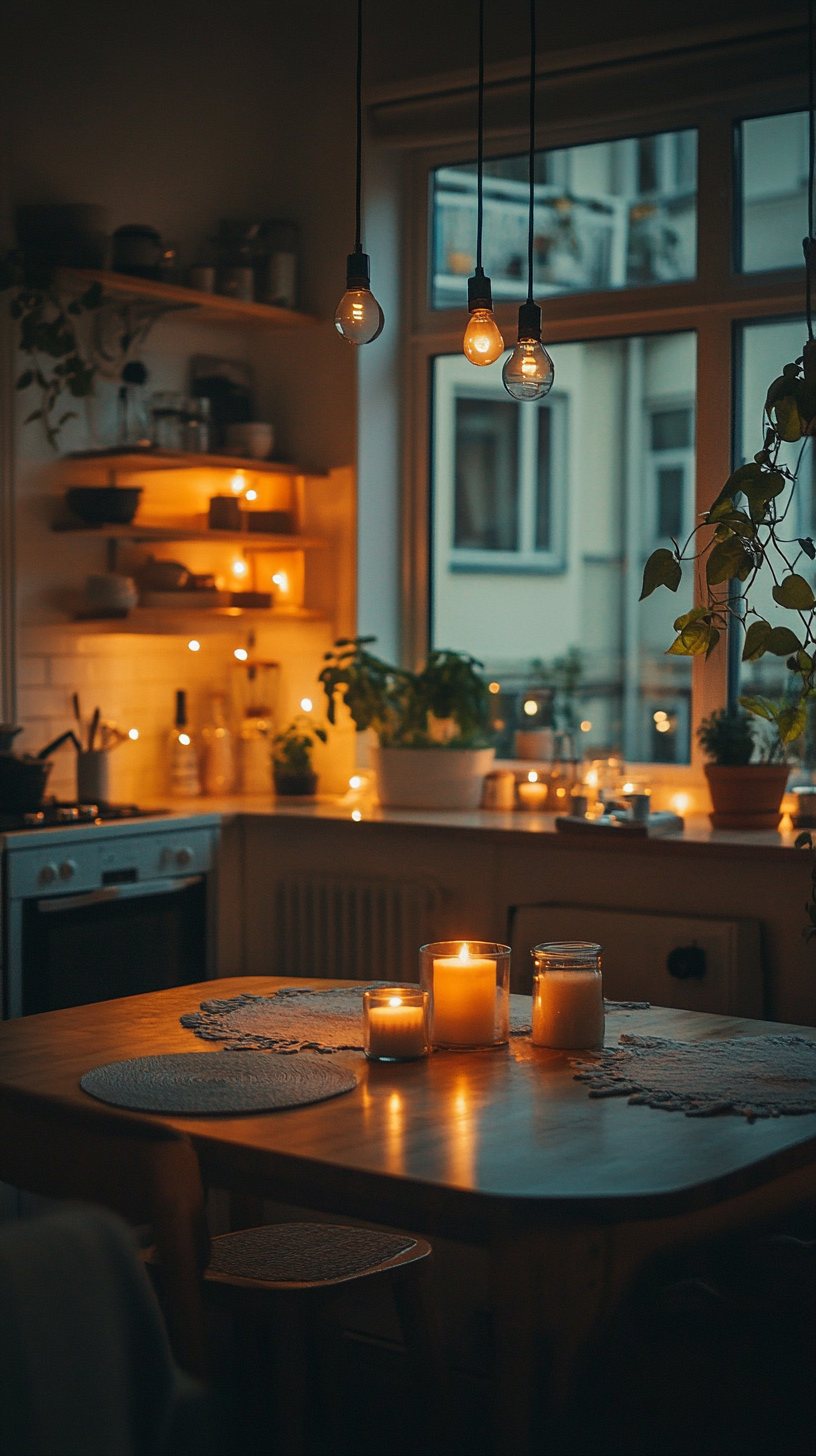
207;1223;417;1285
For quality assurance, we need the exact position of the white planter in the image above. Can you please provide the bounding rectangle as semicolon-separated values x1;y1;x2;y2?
372;745;496;810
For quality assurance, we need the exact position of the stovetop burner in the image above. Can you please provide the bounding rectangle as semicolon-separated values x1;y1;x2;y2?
0;802;170;832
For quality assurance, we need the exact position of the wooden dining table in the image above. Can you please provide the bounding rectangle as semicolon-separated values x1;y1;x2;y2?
1;976;815;1455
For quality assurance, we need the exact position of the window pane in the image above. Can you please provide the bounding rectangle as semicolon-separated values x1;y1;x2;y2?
431;332;697;764
737;318;812;718
739;112;809;272
454;398;518;550
431;129;697;309
535;408;551;551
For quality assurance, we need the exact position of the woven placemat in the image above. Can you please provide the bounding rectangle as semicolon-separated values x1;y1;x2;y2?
80;1051;357;1115
208;1223;416;1283
572;1033;816;1121
181;985;650;1052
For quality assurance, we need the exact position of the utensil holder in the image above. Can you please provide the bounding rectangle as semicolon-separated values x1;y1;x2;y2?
77;750;110;805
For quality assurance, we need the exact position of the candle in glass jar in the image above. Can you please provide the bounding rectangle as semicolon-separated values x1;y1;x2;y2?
517;771;548;811
366;996;427;1060
432;942;496;1045
532;970;604;1049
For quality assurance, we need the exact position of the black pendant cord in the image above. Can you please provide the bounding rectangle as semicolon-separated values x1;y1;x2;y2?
526;0;536;307
476;0;484;272
806;0;815;339
355;0;363;255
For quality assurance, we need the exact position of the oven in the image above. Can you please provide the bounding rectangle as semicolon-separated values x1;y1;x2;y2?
1;814;220;1018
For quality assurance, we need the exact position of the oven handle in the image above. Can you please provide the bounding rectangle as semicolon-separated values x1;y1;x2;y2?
35;875;203;914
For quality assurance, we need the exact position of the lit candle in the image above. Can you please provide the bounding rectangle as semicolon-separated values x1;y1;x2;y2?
432;942;496;1046
366;996;428;1060
517;770;548;811
532;970;604;1049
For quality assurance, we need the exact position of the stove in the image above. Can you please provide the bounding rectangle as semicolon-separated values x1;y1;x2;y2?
0;802;170;833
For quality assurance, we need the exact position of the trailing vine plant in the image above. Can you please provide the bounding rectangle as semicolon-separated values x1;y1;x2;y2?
0;249;102;451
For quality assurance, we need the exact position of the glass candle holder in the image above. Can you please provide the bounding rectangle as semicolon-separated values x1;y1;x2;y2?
363;988;430;1062
531;941;604;1050
420;941;511;1048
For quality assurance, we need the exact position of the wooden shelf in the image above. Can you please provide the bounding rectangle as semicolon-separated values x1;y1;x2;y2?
62;448;316;476
52;521;327;549
57;268;321;329
69;606;326;633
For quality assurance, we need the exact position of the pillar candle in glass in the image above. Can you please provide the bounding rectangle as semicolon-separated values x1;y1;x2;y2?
517;770;548;810
363;988;429;1062
531;941;604;1049
420;940;510;1048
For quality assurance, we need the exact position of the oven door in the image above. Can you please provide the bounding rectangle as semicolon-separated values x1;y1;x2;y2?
15;874;208;1016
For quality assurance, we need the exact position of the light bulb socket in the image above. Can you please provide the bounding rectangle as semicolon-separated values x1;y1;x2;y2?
517;299;542;342
346;249;372;290
467;267;494;313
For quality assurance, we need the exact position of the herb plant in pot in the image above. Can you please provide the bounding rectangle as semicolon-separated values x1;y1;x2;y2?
271;715;327;797
319;638;495;809
697;708;790;830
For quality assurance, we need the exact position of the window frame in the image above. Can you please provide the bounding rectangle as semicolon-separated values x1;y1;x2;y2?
400;71;806;776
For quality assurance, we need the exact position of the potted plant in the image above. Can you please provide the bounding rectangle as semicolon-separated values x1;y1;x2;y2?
271;715;327;797
697;708;790;829
319;637;495;809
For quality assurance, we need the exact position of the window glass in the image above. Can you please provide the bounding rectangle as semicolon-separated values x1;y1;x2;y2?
737;318;812;714
431;332;697;763
431;129;697;309
739;112;809;272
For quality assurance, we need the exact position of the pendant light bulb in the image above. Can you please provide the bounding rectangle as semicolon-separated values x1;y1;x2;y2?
502;304;553;401
335;250;384;346
464;309;505;365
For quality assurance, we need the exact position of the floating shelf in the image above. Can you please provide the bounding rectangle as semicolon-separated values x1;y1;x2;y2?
62;448;317;477
52;521;327;549
57;268;321;329
67;605;326;634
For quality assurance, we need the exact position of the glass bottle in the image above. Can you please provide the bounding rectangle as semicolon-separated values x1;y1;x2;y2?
239;704;273;794
531;941;604;1049
169;690;201;797
201;692;236;795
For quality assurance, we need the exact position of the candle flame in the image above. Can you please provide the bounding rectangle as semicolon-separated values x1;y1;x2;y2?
388;996;402;1007
458;942;470;964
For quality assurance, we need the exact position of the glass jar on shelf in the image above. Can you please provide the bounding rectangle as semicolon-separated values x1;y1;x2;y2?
201;692;236;795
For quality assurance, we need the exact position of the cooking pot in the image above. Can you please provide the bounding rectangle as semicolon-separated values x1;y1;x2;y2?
0;729;81;813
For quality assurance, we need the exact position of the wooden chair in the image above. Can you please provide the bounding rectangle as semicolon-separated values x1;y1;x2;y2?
0;1087;448;1454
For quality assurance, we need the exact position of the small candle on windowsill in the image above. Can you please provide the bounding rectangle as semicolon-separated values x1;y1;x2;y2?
517;770;548;811
364;991;429;1061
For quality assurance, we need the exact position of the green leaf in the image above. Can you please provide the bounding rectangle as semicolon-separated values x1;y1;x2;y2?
738;693;777;721
673;606;711;632
742;471;786;522
23;409;42;424
787;650;814;675
772;573;816;610
639;548;681;600
799;538;816;560
795;831;814;850
667;621;718;657
706;492;734;523
777;703;808;743
706;536;752;585
775;394;802;442
742;618;772;661
15;369;33;390
765;626;803;656
716;510;755;539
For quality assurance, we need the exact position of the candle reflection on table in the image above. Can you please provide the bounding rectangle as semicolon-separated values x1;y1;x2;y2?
448;1076;476;1188
384;1089;405;1175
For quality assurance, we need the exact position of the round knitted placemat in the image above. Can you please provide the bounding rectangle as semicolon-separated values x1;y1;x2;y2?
208;1223;416;1283
80;1052;357;1115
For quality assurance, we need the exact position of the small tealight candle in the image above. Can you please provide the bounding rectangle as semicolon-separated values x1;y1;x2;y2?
363;989;429;1062
517;770;549;811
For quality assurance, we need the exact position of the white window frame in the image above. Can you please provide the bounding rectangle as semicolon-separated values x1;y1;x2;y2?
394;31;806;777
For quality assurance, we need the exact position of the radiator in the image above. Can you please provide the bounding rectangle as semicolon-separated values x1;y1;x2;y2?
272;875;442;982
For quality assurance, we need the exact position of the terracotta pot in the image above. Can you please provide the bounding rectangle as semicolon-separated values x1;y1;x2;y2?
704;763;790;830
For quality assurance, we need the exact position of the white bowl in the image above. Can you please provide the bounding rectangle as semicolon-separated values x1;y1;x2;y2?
225;422;275;460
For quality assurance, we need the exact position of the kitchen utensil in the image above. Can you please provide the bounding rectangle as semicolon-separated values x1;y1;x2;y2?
225;422;274;460
37;730;82;759
0;724;24;753
112;224;162;279
0;755;53;813
72;694;81;726
84;575;138;614
65;486;142;525
88;708;100;751
77;749;110;804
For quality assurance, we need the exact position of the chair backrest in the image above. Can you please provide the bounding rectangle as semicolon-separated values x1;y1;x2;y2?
0;1088;211;1379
